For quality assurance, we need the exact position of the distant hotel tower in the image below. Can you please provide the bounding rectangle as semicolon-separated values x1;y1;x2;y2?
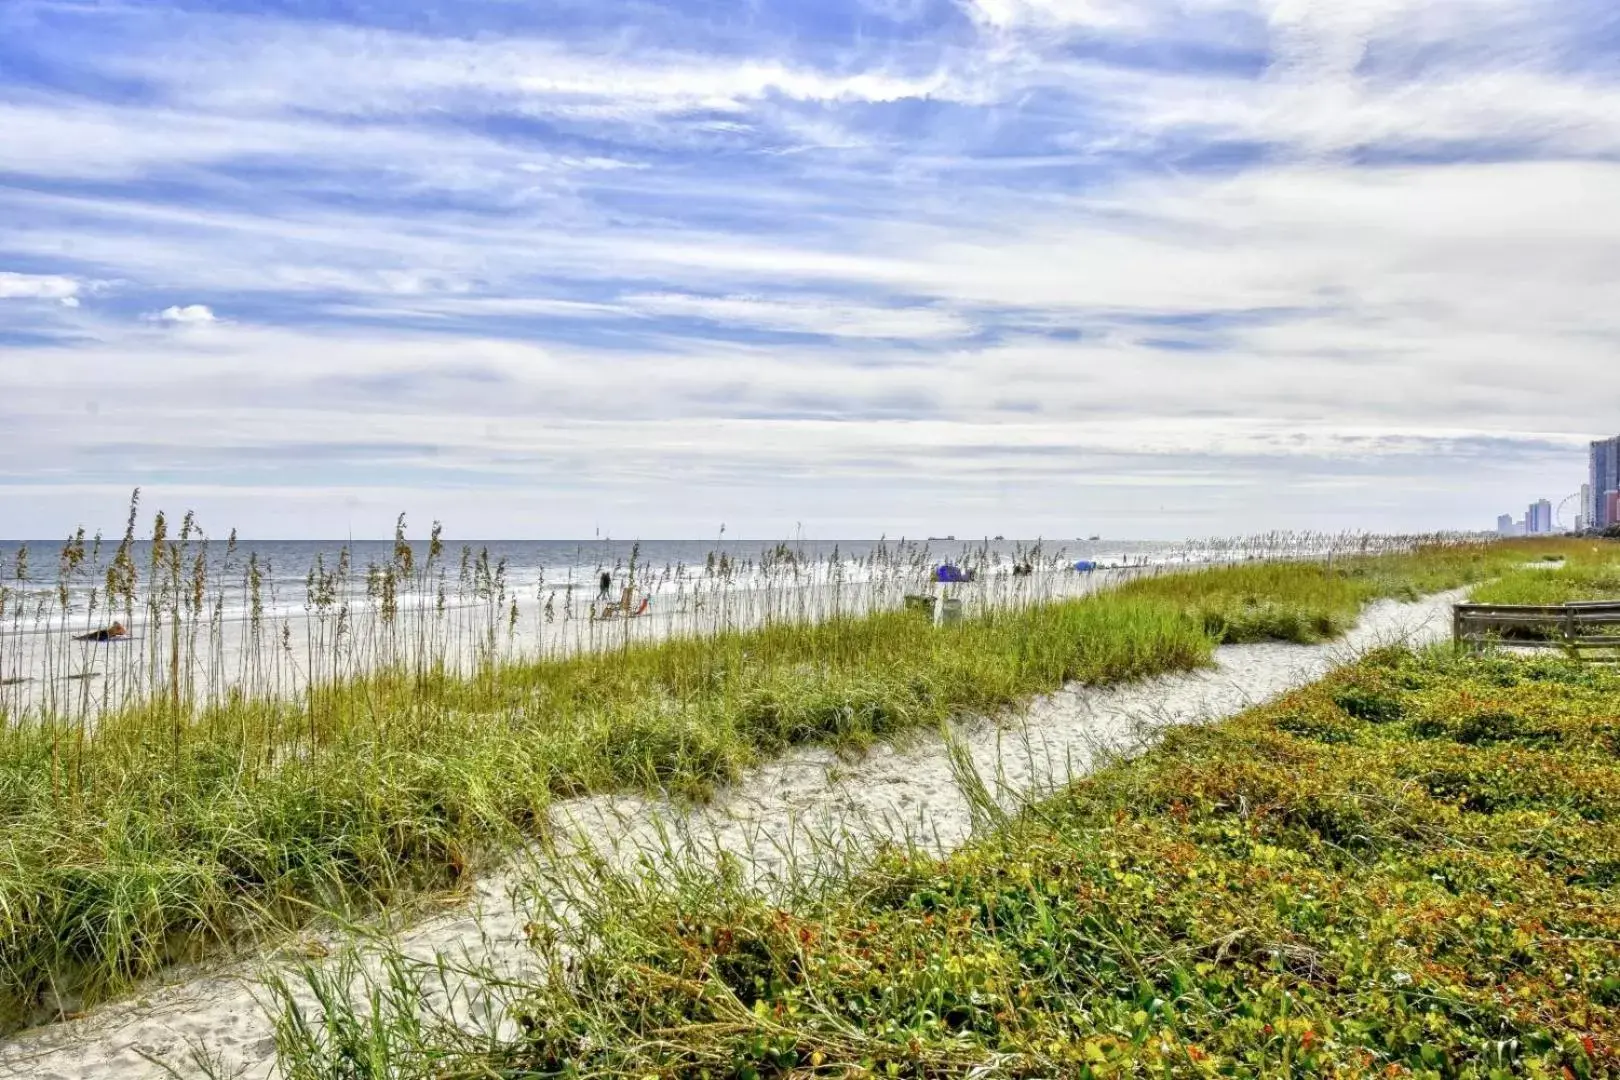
1528;499;1554;536
1593;436;1620;529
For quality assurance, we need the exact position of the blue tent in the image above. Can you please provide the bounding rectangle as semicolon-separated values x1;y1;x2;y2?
1073;560;1098;573
935;563;973;583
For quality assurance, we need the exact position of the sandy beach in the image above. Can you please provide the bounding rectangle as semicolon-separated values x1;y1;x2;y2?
1;566;1155;722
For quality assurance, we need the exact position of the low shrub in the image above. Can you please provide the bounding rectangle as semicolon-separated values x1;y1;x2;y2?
334;648;1620;1080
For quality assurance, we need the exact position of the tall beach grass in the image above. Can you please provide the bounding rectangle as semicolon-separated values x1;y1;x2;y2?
1470;539;1620;606
0;505;1566;1030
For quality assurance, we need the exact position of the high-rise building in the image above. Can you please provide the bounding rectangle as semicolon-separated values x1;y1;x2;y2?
1609;491;1620;530
1528;500;1554;536
1580;483;1593;532
1497;514;1516;537
1591;437;1620;529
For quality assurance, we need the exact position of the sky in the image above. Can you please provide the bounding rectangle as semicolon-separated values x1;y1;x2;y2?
1;0;1617;541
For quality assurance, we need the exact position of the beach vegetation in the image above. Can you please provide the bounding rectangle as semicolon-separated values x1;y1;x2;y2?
273;646;1620;1079
1470;540;1620;606
0;515;1578;1030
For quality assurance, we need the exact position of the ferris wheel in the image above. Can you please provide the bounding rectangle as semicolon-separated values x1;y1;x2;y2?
1555;491;1584;532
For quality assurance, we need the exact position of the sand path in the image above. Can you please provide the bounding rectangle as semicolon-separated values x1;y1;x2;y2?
1;590;1463;1079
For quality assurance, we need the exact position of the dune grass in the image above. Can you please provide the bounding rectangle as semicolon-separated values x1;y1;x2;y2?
1119;539;1574;644
0;537;1557;1031
1470;540;1620;606
2;597;1207;1030
291;646;1620;1079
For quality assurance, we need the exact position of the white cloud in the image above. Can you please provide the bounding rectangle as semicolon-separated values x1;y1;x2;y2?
0;185;921;304
955;0;1620;162
0;0;1613;537
96;19;961;116
0;303;1596;537
1134;62;1620;160
964;0;1522;40
323;297;624;321
0;271;80;302
0;99;624;185
964;0;1178;31
622;293;975;339
158;304;217;324
855;159;1620;354
2;3;1610;208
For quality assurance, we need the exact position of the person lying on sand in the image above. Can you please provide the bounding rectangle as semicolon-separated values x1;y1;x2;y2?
75;622;127;643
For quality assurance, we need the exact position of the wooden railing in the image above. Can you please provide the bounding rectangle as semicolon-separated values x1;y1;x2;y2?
1453;601;1620;662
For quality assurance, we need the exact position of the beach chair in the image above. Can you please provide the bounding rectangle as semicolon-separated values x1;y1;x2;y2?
597;587;651;619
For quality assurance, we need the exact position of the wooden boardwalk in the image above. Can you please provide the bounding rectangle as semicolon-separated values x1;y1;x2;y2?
1453;600;1620;662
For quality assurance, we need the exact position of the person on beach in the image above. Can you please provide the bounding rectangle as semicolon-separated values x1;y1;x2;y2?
76;622;127;642
598;571;612;600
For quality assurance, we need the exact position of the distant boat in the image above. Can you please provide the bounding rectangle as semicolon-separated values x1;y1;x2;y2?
928;535;956;541
992;535;1005;541
1087;535;1101;542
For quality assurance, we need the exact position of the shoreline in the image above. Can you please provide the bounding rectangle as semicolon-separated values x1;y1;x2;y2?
1;565;1155;721
1;533;1468;722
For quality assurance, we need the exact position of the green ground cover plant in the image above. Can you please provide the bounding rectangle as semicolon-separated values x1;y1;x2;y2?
299;647;1620;1079
0;537;1561;1030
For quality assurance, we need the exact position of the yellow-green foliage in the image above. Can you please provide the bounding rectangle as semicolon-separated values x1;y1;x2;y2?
1471;541;1620;606
439;648;1620;1080
0;539;1568;1030
1122;540;1552;643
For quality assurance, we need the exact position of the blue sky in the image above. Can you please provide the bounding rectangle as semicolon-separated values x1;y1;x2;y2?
1;0;1617;539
